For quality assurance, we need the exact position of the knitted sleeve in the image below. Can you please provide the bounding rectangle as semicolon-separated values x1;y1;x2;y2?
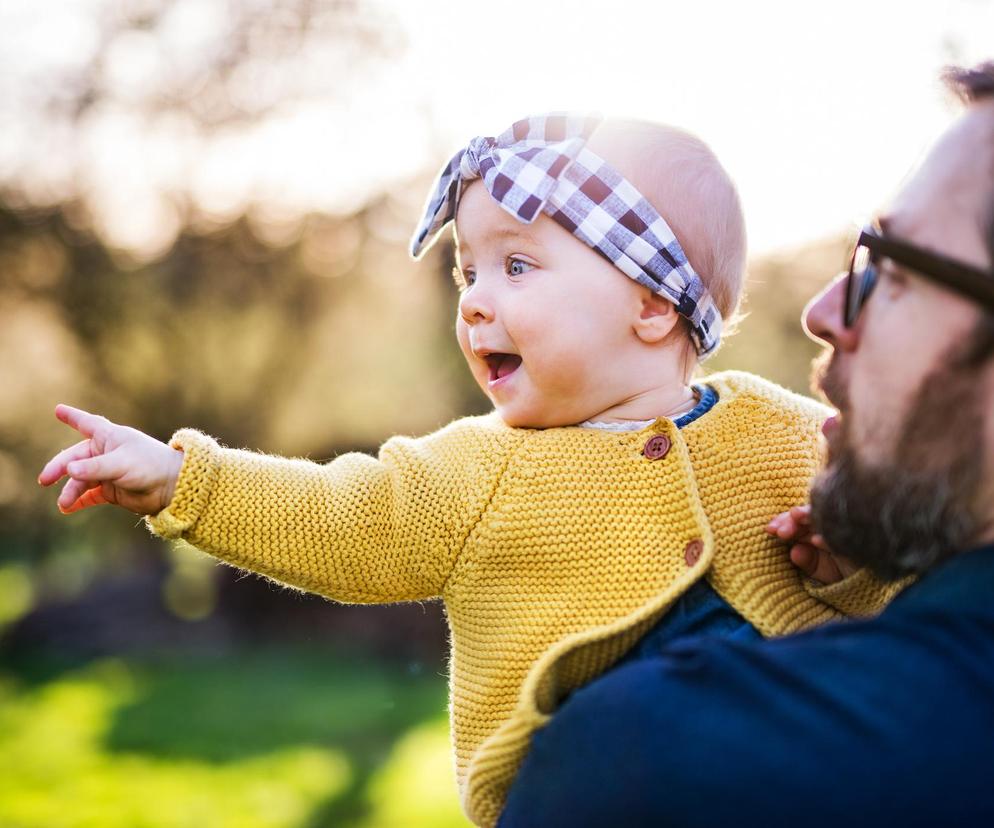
704;371;911;622
144;416;513;604
804;569;915;618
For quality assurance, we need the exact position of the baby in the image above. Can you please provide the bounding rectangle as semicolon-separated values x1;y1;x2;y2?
38;114;897;827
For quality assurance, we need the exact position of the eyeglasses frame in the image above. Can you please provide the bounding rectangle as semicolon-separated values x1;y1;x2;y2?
844;224;994;327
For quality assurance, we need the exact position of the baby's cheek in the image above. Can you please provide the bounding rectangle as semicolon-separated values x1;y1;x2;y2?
528;349;586;398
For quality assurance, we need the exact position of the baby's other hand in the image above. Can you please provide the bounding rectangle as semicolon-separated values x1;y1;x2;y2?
765;504;856;585
38;404;184;516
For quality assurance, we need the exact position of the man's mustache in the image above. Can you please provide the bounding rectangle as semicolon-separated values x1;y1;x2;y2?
810;348;849;414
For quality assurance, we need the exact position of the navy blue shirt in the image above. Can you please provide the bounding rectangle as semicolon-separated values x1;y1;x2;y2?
499;543;994;827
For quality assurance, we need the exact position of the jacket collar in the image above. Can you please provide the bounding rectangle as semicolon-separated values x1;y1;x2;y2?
890;543;994;616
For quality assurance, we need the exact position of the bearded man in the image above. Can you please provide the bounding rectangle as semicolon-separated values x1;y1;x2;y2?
498;61;994;828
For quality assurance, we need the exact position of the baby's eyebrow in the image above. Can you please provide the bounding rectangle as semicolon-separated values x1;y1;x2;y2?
456;225;543;261
490;225;543;247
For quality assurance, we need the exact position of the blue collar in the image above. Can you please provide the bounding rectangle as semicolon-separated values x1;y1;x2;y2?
674;384;719;430
890;542;994;616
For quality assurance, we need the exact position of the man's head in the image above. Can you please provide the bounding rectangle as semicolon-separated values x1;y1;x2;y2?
803;61;994;578
441;117;746;427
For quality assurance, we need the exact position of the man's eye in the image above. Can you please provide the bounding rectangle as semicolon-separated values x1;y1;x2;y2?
506;258;534;277
880;260;907;287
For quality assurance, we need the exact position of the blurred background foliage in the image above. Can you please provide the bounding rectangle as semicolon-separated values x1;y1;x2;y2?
1;0;843;825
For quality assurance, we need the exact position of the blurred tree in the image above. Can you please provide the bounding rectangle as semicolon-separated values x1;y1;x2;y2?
0;0;845;652
0;0;475;641
0;189;472;633
1;0;400;194
0;5;849;821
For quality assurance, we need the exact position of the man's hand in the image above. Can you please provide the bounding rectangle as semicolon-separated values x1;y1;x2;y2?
766;504;856;585
38;404;184;516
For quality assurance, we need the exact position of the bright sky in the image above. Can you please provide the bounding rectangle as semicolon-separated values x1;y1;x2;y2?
350;0;994;254
2;0;992;258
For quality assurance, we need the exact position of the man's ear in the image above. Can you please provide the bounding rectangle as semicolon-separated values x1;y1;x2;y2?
633;292;680;344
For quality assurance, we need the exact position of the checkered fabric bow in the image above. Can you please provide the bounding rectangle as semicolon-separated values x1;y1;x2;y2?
410;113;722;356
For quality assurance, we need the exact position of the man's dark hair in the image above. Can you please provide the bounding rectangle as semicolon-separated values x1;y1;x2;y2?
943;61;994;103
943;60;994;360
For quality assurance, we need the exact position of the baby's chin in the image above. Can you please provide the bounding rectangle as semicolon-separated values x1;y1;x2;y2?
494;404;587;430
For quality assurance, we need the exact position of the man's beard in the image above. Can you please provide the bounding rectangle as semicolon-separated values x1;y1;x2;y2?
809;335;988;581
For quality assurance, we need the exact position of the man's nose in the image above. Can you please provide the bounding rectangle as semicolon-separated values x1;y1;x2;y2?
802;272;859;351
458;280;495;325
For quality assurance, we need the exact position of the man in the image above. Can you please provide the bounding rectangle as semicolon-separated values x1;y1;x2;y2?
498;62;994;827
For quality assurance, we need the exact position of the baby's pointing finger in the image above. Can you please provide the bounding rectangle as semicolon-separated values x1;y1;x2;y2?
54;404;108;439
38;439;93;486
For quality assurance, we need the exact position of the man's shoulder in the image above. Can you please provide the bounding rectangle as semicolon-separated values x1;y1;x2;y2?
502;604;994;827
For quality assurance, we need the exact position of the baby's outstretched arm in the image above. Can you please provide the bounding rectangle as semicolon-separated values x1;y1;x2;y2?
40;405;511;605
766;504;856;585
38;404;184;516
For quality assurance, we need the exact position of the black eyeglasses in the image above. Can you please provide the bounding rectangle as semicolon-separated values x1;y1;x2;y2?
844;224;994;327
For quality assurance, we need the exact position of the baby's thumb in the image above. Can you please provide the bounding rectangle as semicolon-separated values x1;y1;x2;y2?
66;449;126;484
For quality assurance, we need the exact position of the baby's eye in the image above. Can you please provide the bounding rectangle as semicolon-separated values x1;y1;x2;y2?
452;267;475;290
506;257;535;277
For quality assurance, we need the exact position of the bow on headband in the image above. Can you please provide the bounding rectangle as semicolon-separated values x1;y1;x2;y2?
410;113;723;356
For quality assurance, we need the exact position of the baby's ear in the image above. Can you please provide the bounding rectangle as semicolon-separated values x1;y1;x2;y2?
633;292;680;344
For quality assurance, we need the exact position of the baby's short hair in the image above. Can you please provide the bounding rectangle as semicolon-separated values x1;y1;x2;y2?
587;119;747;347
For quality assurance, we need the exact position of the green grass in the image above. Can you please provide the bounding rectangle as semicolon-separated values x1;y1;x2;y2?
0;648;469;828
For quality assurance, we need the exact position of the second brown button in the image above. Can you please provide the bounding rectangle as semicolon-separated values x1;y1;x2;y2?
684;539;704;566
643;434;671;460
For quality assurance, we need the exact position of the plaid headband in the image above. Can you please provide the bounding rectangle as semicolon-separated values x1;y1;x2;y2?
410;113;723;356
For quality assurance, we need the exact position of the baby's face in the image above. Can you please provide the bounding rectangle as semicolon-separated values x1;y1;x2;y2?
454;181;644;428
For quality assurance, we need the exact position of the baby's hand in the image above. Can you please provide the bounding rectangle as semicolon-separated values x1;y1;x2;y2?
38;404;184;516
765;504;856;585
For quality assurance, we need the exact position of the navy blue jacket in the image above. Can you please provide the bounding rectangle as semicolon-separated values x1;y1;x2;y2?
499;543;994;827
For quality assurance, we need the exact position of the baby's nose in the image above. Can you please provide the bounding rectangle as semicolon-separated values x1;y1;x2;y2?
458;283;495;325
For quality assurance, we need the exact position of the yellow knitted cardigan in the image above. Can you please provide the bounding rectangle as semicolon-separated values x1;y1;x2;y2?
146;370;902;826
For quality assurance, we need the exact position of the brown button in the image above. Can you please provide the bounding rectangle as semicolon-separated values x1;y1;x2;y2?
643;434;671;460
684;539;704;567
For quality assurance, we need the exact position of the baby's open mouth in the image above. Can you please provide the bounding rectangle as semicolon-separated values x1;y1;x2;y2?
484;353;522;383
